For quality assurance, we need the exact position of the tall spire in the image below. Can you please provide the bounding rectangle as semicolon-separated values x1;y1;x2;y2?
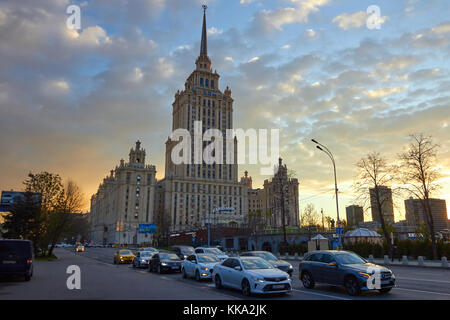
200;4;208;57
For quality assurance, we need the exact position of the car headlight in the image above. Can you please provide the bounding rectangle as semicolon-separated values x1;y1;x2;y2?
288;265;293;269
252;277;265;283
161;262;167;266
201;267;209;271
141;259;146;262
359;272;371;278
119;256;123;259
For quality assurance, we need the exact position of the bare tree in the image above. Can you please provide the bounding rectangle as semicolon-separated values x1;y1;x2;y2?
353;152;395;255
398;133;441;260
300;203;320;240
47;180;85;256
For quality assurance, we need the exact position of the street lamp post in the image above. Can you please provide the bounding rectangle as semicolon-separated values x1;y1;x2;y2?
311;139;342;250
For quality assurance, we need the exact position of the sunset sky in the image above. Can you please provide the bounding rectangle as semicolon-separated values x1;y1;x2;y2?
0;0;449;221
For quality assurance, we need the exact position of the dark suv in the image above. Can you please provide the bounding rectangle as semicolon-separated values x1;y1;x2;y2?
299;250;395;296
0;240;34;281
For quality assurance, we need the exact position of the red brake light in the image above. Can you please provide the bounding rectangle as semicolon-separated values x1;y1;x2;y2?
27;258;33;265
298;262;301;268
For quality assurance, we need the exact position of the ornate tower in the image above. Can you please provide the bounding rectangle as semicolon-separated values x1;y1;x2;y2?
159;6;247;231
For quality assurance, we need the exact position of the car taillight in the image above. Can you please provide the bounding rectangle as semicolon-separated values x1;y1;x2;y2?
27;258;32;265
298;262;301;269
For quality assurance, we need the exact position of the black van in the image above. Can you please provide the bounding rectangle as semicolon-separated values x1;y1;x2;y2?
0;240;34;281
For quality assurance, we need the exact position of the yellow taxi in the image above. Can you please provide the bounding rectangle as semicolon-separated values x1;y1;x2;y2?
113;249;135;264
75;245;85;252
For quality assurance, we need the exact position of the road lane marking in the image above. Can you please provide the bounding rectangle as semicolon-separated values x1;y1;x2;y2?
395;287;450;296
397;277;450;284
292;289;351;300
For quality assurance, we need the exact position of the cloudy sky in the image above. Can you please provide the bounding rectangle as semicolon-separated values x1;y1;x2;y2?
1;0;449;221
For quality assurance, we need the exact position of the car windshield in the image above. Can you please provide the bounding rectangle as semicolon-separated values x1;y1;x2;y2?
180;247;194;254
140;252;152;257
335;253;366;265
160;253;179;260
204;248;224;255
241;257;274;270
143;248;157;252
198;254;220;263
252;252;277;261
120;250;132;255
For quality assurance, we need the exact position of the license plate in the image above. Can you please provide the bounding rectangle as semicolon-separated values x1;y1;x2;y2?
272;284;285;289
172;266;179;269
2;260;16;264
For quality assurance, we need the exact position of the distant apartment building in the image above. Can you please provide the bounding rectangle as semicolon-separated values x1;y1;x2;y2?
369;186;395;224
405;197;448;233
346;205;364;226
89;141;157;245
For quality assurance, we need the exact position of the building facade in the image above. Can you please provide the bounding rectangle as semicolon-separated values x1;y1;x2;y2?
89;141;156;245
245;158;300;230
158;8;248;232
405;197;448;233
346;205;364;226
369;186;395;224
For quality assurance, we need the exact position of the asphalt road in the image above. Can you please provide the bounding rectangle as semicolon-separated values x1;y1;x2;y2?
1;248;449;300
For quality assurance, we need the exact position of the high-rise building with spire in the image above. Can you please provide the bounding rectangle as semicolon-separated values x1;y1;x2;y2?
89;141;157;245
157;6;248;231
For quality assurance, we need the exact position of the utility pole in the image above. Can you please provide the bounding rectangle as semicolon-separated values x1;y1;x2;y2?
321;208;324;231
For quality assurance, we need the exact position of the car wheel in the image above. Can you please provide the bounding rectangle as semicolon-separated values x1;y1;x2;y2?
215;275;222;289
195;270;201;282
379;288;392;294
24;274;31;281
344;276;361;296
301;271;315;289
241;279;251;297
113;259;116;265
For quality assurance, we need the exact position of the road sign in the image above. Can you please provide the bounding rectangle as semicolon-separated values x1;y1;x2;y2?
138;224;156;234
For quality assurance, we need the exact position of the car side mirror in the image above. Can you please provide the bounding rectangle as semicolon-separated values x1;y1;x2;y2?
234;266;242;271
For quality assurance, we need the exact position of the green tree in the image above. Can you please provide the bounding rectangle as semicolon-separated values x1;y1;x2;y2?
2;192;42;254
23;172;64;252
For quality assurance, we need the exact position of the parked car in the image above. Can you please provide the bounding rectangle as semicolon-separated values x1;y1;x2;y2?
194;247;229;261
299;250;396;296
149;252;182;273
133;251;155;268
240;251;294;276
213;256;292;296
171;245;194;260
182;253;221;281
113;249;135;264
0;239;34;281
75;245;85;252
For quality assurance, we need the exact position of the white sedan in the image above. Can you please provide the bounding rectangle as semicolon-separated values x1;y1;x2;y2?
213;256;292;296
194;247;229;261
181;254;221;281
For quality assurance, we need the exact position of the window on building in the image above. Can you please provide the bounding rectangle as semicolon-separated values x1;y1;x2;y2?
205;79;209;87
200;77;204;86
211;80;214;88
